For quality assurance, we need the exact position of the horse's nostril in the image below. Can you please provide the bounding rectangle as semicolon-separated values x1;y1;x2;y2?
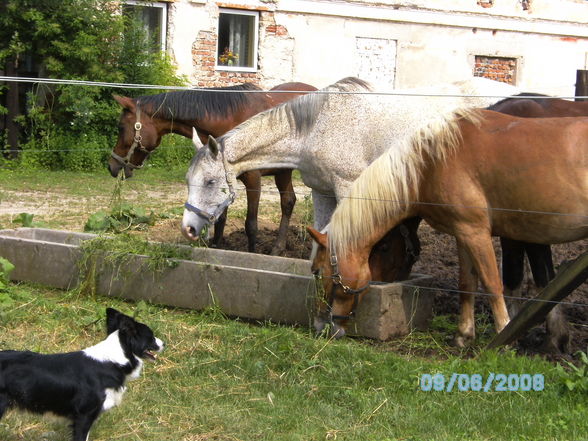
189;227;197;238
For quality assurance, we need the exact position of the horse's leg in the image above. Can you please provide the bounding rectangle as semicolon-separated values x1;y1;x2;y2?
525;243;570;353
456;228;510;336
455;243;478;347
270;169;296;256
500;237;526;318
240;171;261;253
212;208;228;248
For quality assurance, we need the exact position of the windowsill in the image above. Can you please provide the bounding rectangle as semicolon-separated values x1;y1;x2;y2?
215;65;258;73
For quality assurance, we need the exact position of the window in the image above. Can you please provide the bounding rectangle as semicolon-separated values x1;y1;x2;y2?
217;9;259;71
123;1;167;52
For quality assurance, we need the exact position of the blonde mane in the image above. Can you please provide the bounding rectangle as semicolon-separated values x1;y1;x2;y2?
329;108;481;256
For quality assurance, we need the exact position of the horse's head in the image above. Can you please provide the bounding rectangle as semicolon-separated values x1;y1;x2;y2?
108;95;163;178
182;134;235;241
308;218;421;338
308;227;372;339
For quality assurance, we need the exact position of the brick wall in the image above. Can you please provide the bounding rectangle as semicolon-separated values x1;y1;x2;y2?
191;30;261;87
477;0;494;8
473;56;517;85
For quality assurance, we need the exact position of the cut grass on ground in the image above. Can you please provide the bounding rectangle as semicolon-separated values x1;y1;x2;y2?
0;283;585;441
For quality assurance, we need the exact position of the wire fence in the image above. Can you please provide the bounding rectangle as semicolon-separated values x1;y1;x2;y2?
1;75;587;312
1;75;587;99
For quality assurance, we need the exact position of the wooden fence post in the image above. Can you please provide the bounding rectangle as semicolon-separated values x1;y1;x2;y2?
487;251;588;349
575;70;588;102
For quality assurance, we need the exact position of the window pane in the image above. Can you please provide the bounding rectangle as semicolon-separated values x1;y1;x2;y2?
218;12;256;68
123;4;164;51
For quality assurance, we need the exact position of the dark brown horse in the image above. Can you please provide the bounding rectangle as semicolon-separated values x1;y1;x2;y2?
108;82;316;255
486;93;588;352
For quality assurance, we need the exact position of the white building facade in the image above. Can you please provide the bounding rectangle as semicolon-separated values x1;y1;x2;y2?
131;0;588;94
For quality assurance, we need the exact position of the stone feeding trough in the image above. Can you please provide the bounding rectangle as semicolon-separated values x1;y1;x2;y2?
0;228;434;340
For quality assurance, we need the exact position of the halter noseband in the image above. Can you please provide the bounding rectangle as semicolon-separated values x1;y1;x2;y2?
321;250;370;322
184;147;237;225
111;105;152;170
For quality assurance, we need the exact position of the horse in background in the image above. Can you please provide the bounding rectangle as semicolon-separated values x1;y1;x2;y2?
309;109;587;345
109;82;316;255
486;93;588;352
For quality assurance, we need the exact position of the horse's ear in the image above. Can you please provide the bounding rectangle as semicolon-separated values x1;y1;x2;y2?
307;227;328;248
192;128;204;151
113;94;136;112
208;135;219;157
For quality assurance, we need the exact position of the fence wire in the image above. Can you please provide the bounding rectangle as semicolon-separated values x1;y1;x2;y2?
1;75;587;99
1;75;586;311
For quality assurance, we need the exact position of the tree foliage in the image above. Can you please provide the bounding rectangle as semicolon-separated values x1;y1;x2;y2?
0;0;187;170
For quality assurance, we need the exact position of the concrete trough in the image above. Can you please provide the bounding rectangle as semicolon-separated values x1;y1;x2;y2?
0;228;434;340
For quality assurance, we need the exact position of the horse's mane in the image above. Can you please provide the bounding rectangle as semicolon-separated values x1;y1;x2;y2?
328;108;481;256
219;77;373;144
135;83;263;121
487;92;551;110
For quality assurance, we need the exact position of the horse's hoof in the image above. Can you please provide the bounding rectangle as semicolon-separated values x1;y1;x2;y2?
542;335;571;355
454;334;474;348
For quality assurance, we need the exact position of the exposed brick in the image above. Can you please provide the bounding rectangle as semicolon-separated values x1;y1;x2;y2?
473;55;517;85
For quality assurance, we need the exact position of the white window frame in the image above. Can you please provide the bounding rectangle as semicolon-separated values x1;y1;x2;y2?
123;0;168;52
216;8;259;72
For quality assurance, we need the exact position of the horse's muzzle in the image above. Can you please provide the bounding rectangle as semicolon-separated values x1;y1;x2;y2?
181;212;208;242
314;316;346;339
107;159;133;179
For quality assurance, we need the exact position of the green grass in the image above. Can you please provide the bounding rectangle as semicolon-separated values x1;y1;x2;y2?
0;166;186;193
1;168;586;440
0;284;585;441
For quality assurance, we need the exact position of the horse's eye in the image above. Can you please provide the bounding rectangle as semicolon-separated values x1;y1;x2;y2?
206;179;216;187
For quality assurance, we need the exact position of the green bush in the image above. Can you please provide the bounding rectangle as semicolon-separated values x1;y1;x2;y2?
1;0;187;170
144;134;194;169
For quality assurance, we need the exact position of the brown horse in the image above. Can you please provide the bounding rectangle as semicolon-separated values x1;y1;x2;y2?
108;82;316;254
486;94;588;352
309;109;588;345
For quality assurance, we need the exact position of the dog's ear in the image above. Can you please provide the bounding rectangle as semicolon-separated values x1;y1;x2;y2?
106;308;129;334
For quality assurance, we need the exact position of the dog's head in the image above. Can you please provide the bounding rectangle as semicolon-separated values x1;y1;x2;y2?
106;308;164;361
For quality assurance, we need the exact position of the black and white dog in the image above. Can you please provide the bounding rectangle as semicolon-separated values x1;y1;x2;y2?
0;308;164;441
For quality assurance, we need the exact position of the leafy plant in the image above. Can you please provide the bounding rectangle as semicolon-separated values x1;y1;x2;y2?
0;257;15;291
84;203;155;233
12;212;35;227
556;350;588;393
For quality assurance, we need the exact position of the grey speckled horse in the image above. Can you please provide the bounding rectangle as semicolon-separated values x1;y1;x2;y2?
182;76;517;242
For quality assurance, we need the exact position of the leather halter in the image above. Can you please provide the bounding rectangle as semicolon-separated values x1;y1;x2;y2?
110;105;151;169
323;250;370;322
184;146;237;225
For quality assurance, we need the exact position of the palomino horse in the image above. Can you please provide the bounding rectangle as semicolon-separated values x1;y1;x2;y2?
181;77;517;244
109;82;316;255
486;93;588;352
308;109;587;345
